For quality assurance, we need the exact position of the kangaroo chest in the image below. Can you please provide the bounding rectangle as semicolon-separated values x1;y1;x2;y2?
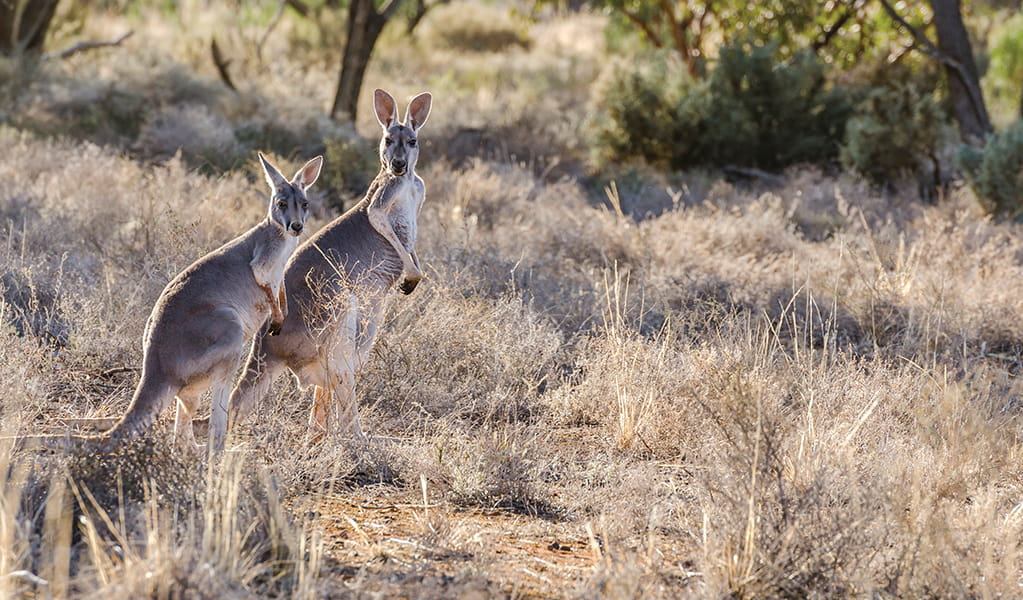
387;179;420;249
259;237;298;282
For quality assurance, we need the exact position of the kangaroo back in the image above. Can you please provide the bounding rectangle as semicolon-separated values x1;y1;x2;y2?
224;90;434;439
11;153;323;455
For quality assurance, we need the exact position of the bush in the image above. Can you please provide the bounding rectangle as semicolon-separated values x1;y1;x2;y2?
960;120;1023;218
985;12;1023;123
418;2;530;53
591;43;853;171
840;82;950;184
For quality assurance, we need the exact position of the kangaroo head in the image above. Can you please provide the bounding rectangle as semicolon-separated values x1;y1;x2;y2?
259;153;322;237
374;89;432;177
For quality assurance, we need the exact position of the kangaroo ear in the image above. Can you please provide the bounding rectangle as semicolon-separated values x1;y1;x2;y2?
406;92;432;131
293;155;323;190
259;152;288;191
374;89;399;129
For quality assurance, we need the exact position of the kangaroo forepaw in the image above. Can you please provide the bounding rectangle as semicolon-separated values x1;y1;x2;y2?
399;276;421;295
268;320;283;336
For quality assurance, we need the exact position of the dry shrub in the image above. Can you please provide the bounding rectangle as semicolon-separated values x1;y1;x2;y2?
413;424;557;514
364;284;564;428
417;2;530;54
6;447;324;599
3;5;1023;597
136;103;246;170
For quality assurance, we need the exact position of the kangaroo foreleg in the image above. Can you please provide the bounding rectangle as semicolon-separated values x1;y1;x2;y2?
258;283;285;335
367;207;421;284
399;248;422;295
278;286;288;320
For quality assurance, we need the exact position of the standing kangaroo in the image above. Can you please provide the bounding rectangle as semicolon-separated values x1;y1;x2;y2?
220;89;431;442
16;153;321;454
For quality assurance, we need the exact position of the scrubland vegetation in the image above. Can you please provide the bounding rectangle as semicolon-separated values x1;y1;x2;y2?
2;1;1023;598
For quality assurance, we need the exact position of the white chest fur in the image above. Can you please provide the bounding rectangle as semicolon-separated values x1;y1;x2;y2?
251;233;298;290
387;177;423;250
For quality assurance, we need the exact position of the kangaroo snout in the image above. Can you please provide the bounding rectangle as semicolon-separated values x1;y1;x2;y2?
390;159;407;175
289;222;304;235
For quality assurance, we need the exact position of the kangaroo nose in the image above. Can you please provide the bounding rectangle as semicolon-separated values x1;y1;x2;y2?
290;222;303;233
391;159;407;173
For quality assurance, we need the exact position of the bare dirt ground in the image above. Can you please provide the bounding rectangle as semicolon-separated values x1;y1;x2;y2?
288;453;694;598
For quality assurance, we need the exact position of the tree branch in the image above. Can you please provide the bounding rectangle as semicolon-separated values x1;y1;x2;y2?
210;37;237;92
258;0;287;63
285;0;310;18
407;0;448;35
380;0;407;21
877;0;988;137
660;0;688;57
620;6;663;48
46;30;133;60
812;7;852;52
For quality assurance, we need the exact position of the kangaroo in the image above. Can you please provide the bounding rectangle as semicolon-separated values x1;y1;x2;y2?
217;89;431;442
15;153;321;455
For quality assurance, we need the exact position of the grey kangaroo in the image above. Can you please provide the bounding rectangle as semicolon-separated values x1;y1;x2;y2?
219;89;431;443
15;153;321;454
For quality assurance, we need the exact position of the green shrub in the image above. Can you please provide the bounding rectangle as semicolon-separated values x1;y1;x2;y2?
961;120;1023;218
707;43;852;169
591;43;853;171
320;133;379;206
591;57;686;169
840;82;949;183
985;13;1023;124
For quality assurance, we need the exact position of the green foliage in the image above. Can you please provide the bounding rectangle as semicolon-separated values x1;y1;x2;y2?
961;120;1023;218
985;12;1023;124
558;0;933;74
592;43;853;171
841;82;949;183
321;133;379;205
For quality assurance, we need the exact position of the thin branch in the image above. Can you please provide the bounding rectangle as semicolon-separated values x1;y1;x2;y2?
407;0;448;35
258;0;287;63
620;5;664;48
210;37;237;92
722;165;786;187
660;0;689;57
812;7;852;53
285;0;311;18
876;0;987;135
380;0;407;21
46;30;133;60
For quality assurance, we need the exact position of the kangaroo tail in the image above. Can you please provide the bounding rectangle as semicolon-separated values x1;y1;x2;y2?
95;372;176;451
6;370;176;455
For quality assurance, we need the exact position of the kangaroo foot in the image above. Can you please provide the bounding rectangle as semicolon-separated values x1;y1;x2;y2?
399;276;421;295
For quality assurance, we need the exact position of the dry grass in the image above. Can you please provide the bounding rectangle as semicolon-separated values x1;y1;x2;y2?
2;2;1023;598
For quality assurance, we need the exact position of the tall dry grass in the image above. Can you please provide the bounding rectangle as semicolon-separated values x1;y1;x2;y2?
1;1;1022;598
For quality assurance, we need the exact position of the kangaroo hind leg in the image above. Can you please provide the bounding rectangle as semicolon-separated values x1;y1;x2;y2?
173;388;203;453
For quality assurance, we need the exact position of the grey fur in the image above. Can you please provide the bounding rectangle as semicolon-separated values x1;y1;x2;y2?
14;153;322;455
224;90;432;440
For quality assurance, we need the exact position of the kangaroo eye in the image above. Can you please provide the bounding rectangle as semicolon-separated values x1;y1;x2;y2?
384;138;394;146
301;201;309;209
408;139;417;147
277;201;287;209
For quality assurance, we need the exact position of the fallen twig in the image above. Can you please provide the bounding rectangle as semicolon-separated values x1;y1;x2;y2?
722;165;786;187
47;30;133;60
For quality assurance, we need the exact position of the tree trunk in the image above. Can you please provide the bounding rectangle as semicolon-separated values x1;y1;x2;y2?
0;0;59;54
929;0;992;143
330;0;390;123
